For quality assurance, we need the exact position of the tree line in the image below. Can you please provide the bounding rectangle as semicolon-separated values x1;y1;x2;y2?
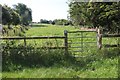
68;1;120;33
39;19;72;26
0;3;32;27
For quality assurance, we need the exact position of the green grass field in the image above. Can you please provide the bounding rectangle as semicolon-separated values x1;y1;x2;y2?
2;24;119;78
26;24;77;36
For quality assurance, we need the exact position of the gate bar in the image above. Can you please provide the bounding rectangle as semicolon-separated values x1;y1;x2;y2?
68;30;96;33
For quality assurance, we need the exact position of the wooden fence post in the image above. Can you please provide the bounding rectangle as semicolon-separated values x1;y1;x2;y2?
6;31;8;36
97;28;102;49
24;37;26;46
81;32;83;52
117;28;120;47
64;30;68;56
13;29;15;34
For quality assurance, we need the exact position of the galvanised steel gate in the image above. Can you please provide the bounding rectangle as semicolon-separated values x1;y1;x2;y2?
67;30;97;57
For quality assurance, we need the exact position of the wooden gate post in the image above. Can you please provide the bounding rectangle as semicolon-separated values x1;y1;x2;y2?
97;28;102;49
64;30;68;56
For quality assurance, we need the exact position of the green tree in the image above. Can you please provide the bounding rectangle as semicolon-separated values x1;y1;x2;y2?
0;4;2;24
88;2;120;33
68;1;120;33
9;7;21;25
2;5;12;25
68;2;89;26
53;19;70;25
40;19;49;24
13;3;32;26
2;4;21;28
11;10;21;25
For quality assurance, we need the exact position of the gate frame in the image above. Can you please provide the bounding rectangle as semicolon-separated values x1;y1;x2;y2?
65;29;98;55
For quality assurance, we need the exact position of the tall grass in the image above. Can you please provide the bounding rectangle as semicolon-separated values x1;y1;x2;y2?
2;25;29;36
2;24;119;78
2;47;119;78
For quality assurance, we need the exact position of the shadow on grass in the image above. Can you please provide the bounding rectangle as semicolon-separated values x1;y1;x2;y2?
2;44;66;71
2;42;120;72
64;47;120;72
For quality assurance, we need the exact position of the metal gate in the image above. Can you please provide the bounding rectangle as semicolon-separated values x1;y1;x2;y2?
67;30;97;57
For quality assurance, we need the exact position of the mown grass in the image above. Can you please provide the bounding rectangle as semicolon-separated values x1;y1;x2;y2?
2;24;120;78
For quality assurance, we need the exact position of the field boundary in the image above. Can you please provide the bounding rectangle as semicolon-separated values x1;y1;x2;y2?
1;32;69;55
1;29;120;56
97;28;120;49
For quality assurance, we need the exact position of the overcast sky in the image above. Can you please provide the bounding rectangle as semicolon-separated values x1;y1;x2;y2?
0;0;69;22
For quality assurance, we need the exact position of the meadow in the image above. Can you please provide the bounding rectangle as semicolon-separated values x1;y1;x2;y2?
2;24;120;78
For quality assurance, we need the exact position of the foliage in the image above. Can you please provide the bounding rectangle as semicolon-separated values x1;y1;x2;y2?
13;3;32;26
68;1;120;33
39;19;72;26
87;2;120;33
10;9;21;25
2;41;65;71
68;2;89;26
2;5;21;26
2;25;29;36
0;4;1;24
53;19;71;26
40;19;51;24
1;3;32;26
2;43;119;78
1;24;119;78
1;3;32;36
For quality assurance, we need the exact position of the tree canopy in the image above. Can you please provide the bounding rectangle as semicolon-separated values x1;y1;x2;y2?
68;1;120;33
1;3;32;26
13;3;32;26
53;19;70;25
